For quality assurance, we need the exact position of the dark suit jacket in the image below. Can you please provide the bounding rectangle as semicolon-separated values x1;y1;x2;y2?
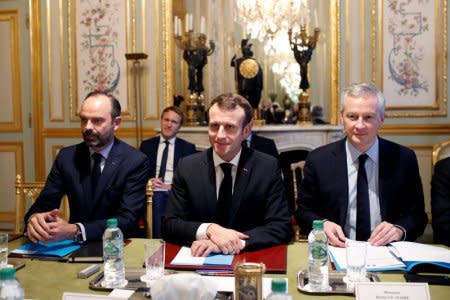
162;147;293;250
250;134;279;159
296;137;427;241
431;157;450;246
25;138;150;241
139;136;196;178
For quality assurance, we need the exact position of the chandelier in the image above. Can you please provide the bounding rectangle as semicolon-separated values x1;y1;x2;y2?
235;0;309;42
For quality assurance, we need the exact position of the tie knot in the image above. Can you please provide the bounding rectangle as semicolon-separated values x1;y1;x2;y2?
164;140;170;145
92;152;103;163
220;163;232;175
359;153;368;164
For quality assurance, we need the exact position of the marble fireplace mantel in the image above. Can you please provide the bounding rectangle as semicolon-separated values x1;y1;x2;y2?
176;125;344;153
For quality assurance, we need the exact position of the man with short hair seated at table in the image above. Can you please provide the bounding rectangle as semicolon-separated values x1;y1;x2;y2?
25;91;150;243
295;82;428;247
162;93;292;256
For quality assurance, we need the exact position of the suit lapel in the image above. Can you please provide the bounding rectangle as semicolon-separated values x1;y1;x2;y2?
174;139;182;168
204;149;219;217
149;137;160;178
92;139;122;206
377;138;389;220
333;139;350;229
228;148;253;224
75;143;94;218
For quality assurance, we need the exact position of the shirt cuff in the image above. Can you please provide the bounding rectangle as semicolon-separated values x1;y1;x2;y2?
196;223;212;240
394;225;407;241
76;222;87;242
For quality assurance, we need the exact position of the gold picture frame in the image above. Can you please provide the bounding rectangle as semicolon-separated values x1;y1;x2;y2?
371;0;447;117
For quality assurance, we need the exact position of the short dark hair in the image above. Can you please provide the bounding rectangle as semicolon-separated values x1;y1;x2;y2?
208;93;253;128
83;90;121;118
161;106;185;125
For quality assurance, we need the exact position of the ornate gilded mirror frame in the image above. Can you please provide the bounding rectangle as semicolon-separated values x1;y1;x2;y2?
162;0;340;124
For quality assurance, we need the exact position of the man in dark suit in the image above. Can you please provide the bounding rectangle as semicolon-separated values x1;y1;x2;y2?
243;130;279;159
431;156;450;246
162;93;292;256
25;91;150;243
296;83;427;247
139;106;196;237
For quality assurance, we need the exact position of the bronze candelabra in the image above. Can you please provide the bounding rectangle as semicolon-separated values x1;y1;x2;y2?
174;31;215;126
288;25;320;124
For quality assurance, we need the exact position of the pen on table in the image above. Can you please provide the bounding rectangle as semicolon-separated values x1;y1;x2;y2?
196;270;235;277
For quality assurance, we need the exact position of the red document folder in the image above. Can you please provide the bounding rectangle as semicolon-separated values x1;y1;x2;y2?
165;243;287;274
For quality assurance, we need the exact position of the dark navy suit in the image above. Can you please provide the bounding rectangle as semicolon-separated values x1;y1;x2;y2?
139;136;196;237
296;137;428;241
25;138;151;240
162;147;293;250
249;133;279;159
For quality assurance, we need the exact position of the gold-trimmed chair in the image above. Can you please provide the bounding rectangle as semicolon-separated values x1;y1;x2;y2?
14;174;69;234
145;180;153;238
290;160;306;242
432;139;450;165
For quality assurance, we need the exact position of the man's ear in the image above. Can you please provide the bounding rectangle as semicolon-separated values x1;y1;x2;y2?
113;116;122;130
242;121;252;139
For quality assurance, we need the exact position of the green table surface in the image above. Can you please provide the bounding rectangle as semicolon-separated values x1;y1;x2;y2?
8;238;450;300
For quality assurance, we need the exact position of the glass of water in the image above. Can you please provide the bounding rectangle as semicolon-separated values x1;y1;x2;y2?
140;239;165;283
345;239;368;283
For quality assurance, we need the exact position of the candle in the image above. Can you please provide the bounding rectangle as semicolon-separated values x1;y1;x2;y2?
188;14;193;31
314;10;319;29
177;18;182;36
174;16;177;35
185;13;189;32
200;16;205;34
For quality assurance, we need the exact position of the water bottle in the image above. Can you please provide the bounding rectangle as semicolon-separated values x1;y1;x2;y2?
101;218;127;288
307;219;329;291
266;278;292;300
0;267;24;300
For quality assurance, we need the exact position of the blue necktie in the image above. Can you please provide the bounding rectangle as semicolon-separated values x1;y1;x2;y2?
91;153;103;195
356;154;371;241
158;141;170;180
217;163;233;226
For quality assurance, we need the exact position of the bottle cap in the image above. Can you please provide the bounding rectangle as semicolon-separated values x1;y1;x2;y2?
312;219;324;230
106;218;118;228
0;267;15;280
271;278;287;293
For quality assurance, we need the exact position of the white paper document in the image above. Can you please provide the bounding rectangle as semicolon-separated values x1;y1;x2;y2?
170;246;234;266
390;241;450;263
329;243;406;271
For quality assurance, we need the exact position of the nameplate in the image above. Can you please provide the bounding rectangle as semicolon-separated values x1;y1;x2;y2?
355;282;430;300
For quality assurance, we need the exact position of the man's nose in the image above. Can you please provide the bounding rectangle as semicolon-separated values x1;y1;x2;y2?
217;125;226;138
355;117;366;128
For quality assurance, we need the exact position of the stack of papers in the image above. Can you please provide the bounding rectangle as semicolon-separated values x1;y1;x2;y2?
170;246;234;266
10;240;81;259
329;241;450;272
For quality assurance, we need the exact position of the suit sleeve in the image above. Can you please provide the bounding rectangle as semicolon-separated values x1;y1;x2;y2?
392;150;428;241
431;158;450;245
24;154;67;226
295;154;324;234
161;157;204;246
242;163;293;250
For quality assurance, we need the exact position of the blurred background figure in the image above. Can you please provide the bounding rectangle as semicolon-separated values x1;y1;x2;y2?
311;105;328;125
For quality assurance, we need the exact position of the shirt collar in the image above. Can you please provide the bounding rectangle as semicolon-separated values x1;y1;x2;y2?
346;137;379;164
160;135;176;145
89;141;113;159
213;149;241;169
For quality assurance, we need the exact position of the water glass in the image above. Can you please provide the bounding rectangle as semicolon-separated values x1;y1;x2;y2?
345;239;367;283
141;239;165;282
0;233;8;267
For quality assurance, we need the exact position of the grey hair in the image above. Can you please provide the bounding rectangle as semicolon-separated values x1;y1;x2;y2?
340;82;385;115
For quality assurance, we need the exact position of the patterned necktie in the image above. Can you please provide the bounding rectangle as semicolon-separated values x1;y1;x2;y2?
356;153;371;241
217;163;233;226
158;140;170;180
91;152;103;195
